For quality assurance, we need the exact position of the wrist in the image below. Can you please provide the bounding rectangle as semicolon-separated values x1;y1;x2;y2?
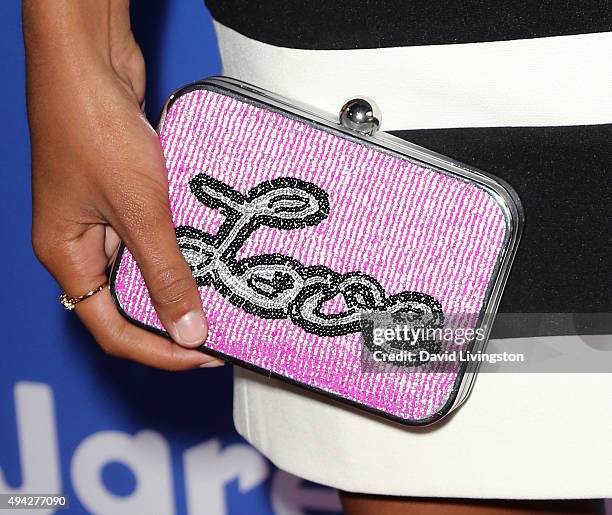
22;0;135;78
22;1;112;63
22;0;143;100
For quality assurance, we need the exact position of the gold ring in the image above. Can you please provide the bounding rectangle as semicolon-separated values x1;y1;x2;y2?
59;280;109;311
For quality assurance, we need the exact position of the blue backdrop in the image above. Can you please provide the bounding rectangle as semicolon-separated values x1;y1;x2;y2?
0;2;342;514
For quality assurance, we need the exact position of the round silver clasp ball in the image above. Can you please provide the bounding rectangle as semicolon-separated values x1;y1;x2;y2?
339;98;381;135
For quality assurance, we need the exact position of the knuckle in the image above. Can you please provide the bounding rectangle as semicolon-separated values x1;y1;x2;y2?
149;267;195;308
163;345;190;372
31;233;56;267
98;338;122;358
95;327;127;359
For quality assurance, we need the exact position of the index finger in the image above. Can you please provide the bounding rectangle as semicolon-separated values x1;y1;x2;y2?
74;288;223;371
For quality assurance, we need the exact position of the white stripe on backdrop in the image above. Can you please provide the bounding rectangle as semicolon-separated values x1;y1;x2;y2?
213;23;612;130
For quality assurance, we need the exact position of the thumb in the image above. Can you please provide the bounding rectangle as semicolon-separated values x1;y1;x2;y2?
112;186;208;348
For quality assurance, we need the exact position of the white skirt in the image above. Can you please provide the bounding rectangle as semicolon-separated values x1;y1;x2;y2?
233;356;612;498
215;22;612;498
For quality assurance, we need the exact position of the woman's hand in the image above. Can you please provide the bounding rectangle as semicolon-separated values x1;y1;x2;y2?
23;0;222;370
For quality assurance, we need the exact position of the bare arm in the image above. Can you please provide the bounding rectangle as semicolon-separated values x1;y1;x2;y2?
23;0;222;369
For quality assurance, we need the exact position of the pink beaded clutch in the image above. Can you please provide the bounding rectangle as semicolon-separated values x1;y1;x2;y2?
110;77;523;425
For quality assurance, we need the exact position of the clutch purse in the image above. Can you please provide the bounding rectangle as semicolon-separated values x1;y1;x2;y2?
110;77;523;425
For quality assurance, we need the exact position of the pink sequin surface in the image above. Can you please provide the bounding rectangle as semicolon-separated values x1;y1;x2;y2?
113;89;507;422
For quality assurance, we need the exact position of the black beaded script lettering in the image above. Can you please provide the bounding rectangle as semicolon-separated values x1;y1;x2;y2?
176;174;444;338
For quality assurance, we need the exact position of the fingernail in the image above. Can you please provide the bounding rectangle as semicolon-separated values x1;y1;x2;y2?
200;359;225;368
172;311;208;347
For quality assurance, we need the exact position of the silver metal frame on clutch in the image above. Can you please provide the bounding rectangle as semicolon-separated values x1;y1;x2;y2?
118;76;524;424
